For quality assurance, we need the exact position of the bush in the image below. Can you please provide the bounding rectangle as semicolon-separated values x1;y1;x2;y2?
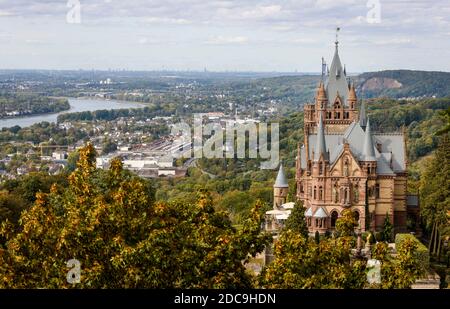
395;234;430;271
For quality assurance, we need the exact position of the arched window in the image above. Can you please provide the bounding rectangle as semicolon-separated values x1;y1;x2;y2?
331;211;339;228
319;186;323;201
313;186;317;199
319;162;323;175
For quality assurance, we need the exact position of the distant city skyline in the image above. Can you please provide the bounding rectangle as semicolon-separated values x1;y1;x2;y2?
0;0;449;72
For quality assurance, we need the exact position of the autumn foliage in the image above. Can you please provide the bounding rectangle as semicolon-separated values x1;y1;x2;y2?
0;144;270;288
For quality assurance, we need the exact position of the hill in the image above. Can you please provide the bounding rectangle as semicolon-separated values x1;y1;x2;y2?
355;70;450;99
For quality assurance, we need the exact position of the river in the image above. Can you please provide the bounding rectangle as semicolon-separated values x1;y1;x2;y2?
0;97;146;129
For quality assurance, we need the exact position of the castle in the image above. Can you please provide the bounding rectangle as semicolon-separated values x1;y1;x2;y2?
266;40;420;236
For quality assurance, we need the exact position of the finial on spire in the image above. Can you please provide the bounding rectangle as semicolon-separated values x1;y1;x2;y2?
335;27;340;48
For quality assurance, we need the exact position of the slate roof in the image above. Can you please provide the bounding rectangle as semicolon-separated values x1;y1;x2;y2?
325;43;349;106
301;121;406;175
314;113;328;161
274;163;289;187
313;207;328;218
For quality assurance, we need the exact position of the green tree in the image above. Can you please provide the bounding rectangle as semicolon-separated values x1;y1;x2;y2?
336;209;357;237
420;135;450;253
284;200;308;238
0;191;26;226
102;139;117;155
436;107;450;136
382;213;393;242
371;239;425;288
260;230;366;288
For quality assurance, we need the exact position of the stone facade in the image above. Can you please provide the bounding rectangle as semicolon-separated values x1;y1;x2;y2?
267;41;417;236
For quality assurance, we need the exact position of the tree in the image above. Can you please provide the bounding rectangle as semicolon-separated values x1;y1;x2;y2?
0;144;271;288
420;135;450;255
102;139;117;155
315;231;320;244
284;200;308;238
0;191;26;226
382;213;393;242
371;239;425;288
436;107;450;136
259;230;366;288
336;209;357;237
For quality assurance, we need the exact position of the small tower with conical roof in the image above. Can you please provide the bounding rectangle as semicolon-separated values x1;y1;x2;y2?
348;83;357;110
273;162;289;209
316;81;328;114
361;118;377;176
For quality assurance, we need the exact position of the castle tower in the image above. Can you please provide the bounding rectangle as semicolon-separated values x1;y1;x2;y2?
273;163;288;209
304;39;359;136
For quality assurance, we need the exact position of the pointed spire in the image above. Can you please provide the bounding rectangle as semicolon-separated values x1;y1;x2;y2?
348;83;357;101
314;113;328;162
326;33;349;105
274;162;288;188
317;81;326;99
296;143;302;178
362;118;376;161
359;100;367;129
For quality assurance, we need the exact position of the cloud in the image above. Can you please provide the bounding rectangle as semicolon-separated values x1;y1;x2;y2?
0;10;14;17
138;37;148;44
240;5;282;19
205;35;249;45
371;38;413;46
144;17;191;25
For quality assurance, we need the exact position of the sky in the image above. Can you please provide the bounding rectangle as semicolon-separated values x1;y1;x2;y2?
0;0;449;72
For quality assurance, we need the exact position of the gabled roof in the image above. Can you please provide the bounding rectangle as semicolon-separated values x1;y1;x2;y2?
325;43;349;106
305;207;313;217
313;207;328;218
274;162;289;188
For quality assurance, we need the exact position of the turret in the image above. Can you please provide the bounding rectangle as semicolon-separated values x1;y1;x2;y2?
314;113;328;162
273;162;289;209
316;81;328;112
326;39;349;105
348;83;357;109
362;118;376;161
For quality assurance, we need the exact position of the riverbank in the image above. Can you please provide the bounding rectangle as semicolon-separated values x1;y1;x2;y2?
0;97;145;129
